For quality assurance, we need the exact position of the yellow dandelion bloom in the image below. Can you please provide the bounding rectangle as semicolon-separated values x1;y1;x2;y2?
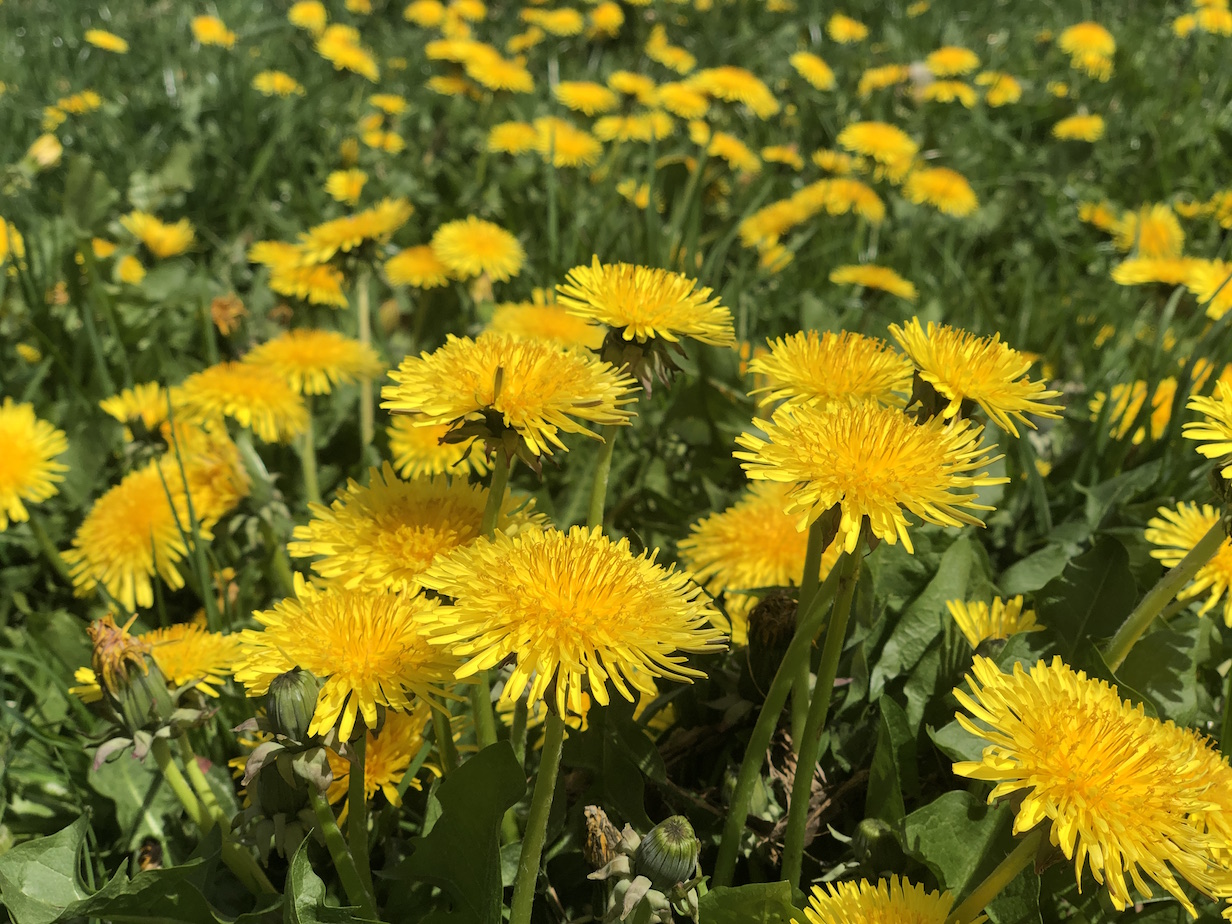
557;257;735;346
794;178;886;223
954;656;1232;915
252;70;305;97
288;0;328;35
1185;380;1232;476
554;81;618;115
678;482;842;645
592;111;671;145
387;417;489;479
761;145;804;171
368;93;407;115
465;51;534;93
1058;21;1116;78
1;218;26;267
191;15;236;48
486;299;606;351
382;333;638;458
826;13;868;43
244;329;381;396
1090;379;1174;444
385;245;453;289
1146;503;1232;625
299;198;413;264
430;217;524;282
1053;112;1105;142
146;623;243;697
800;877;954;924
926;45;980;76
533;116;604;166
976;70;1022;106
748;330;912;411
85;29;129;53
608;71;658;104
588;1;623;37
176;362;309;443
1114;203;1184;258
830;264;918;301
316;25;380;81
1185;259;1232;320
488;121;540;154
506;26;544;53
837;121;917;181
327;704;434;810
947;595;1040;648
903;166;979;216
706;131;761;173
789;51;835;90
919;80;977;107
688;66;780;119
735;403;1005;554
270;263;347;308
362;128;406;153
1111;257;1196;287
119;211;194;259
324;169;367;205
655;82;710;119
0;399;68;531
890;319;1063;437
27;134;62;170
115;255;146;285
165;423;250;528
100;382;169;434
235;578;460;740
858;64;909;96
289;463;543;594
419;526;727;719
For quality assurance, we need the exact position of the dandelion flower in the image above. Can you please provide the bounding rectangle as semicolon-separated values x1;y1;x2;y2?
1185;259;1232;320
688;67;780;119
326;705;434;810
800;877;954;924
430;217;524;282
0;399;68;531
244;329;381;397
419;526;727;719
904;166;979;216
191;15;237;48
324;169;366;205
85;29;129;53
762;145;804;171
465;52;534;93
289;463;544;594
837;121;917;181
235;578;460;740
789;52;835;90
748;330;912;411
383;245;451;290
954;656;1232;914
1111;257;1196;287
288;0;328;35
826;13;868;43
1146;503;1232;626
146;624;244;697
116;255;146;285
678;482;842;644
588;1;623;37
120;211;194;259
253;70;305;97
557;257;735;346
1053;113;1105;142
655;82;710;119
926;46;980;76
554;81;619;115
1059;21;1115;79
487;299;605;351
830;264;918;301
387;417;489;479
488;121;540;154
316;25;380;81
1114;204;1184;258
890;319;1063;436
947;595;1040;648
736;404;1004;553
299;198;413;264
1185;380;1232;476
100;383;170;434
919;80;977;107
858;64;909;96
608;71;658;104
976;71;1022;106
270;263;348;308
533;117;604;165
176;362;309;443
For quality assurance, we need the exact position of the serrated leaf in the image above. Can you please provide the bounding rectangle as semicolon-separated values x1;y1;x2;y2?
902;791;1013;898
286;840;372;924
1036;538;1137;659
927;720;988;764
865;698;917;825
697;882;799;924
88;751;180;851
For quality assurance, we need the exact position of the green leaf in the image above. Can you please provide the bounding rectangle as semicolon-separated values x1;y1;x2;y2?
61;155;119;236
999;544;1072;596
562;701;656;829
1077;462;1161;530
393;742;526;924
902;791;1013;898
697;882;799;924
1036;538;1137;659
1116;614;1207;724
286;840;370;924
985;859;1041;924
88;752;180;851
0;817;94;924
927;720;988;764
865;698;917;825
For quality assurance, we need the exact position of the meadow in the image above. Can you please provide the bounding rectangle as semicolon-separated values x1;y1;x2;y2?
2;0;1232;922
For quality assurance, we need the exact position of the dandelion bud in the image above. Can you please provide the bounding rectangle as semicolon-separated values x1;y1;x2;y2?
87;614;173;731
634;815;700;890
852;817;905;872
743;590;796;697
255;751;310;815
266;668;320;741
114;658;175;732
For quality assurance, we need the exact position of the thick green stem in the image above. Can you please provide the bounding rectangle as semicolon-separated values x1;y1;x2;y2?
791;520;829;746
1103;519;1225;670
301;403;321;506
178;738;227;833
308;789;378;919
712;564;844;888
587;425;619;531
945;829;1043;924
432;705;459;775
471;452;513;755
509;712;566;924
28;513;71;583
151;738;206;830
349;732;375;898
356;267;374;451
780;548;861;887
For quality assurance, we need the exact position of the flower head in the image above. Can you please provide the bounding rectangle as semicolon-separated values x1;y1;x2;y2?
324;169;366;205
747;330;912;411
487;298;606;351
1053;113;1105;142
789;52;835;90
387;417;489;479
0;399;68;530
191;15;236;48
735;403;1005;554
385;245;453;289
430;217;524;282
299;198;413;264
889;318;1063;437
554;81;619;115
147;623;244;697
289;463;544;594
1146;503;1232;625
100;383;171;435
947;595;1041;648
799;877;955;924
270;262;348;308
837;121;917;181
253;70;305;97
120;211;195;259
382;333;638;461
85;29;129;53
1185;259;1232;321
688;67;779;118
244;329;382;396
288;0;328;34
419;526;727;719
830;264;918;301
1114;204;1184;258
954;656;1232;914
903;166;979;216
826;13;868;43
235;578;460;740
326;704;434;809
926;45;980;76
1184;380;1232;476
176;362;309;442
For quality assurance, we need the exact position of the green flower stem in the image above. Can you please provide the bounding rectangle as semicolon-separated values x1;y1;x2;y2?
28;512;71;583
791;519;829;746
780;546;861;887
509;712;566;924
432;705;459;775
301;401;321;506
1221;669;1232;757
945;829;1043;924
308;788;378;920
355;266;374;451
349;732;375;899
1103;518;1225;670
471;451;514;756
178;738;228;833
712;562;845;888
151;738;207;830
588;425;620;531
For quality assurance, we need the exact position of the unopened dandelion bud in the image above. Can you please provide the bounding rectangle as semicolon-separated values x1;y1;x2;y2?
635;815;700;890
114;658;175;732
266;668;321;741
255;751;311;815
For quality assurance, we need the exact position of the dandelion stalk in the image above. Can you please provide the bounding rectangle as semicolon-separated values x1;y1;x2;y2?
471;451;513;756
355;265;374;451
587;424;619;530
301;397;321;506
432;705;459;775
151;738;207;830
348;730;375;899
713;561;845;888
509;711;566;924
780;545;861;887
1103;518;1225;670
790;518;828;746
1222;670;1232;757
945;829;1043;924
308;788;378;919
177;738;226;832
